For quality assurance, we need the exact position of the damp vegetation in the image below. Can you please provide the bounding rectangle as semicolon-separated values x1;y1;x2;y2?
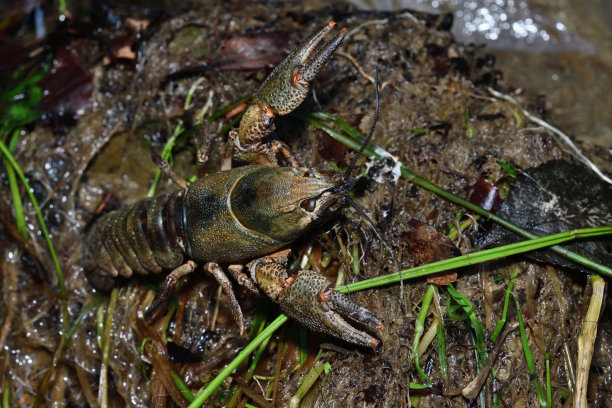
0;2;611;408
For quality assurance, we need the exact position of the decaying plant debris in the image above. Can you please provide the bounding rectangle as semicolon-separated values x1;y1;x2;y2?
0;2;610;407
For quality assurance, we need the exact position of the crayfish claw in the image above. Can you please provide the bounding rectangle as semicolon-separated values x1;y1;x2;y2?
249;259;383;348
299;24;346;84
236;22;346;156
253;21;345;116
324;287;386;336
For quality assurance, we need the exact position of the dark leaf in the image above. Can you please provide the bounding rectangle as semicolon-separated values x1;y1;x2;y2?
316;133;349;163
166;341;202;363
477;160;612;272
38;47;93;118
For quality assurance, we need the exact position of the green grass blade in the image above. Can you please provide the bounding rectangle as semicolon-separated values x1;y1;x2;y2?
436;321;447;378
171;370;195;403
2;378;9;408
2;129;27;239
513;293;548;406
65;296;102;342
446;284;487;366
0;139;66;299
447;284;487;405
99;288;119;408
3;159;27;239
545;353;552;407
491;269;519;341
188;314;289;408
289;356;328;407
336;227;612;293
298;325;308;366
413;285;434;382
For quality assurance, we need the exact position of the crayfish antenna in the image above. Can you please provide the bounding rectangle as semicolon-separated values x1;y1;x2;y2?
345;196;404;305
341;66;406;310
343;66;379;182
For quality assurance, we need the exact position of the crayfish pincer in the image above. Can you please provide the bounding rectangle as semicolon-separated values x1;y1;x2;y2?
83;22;386;348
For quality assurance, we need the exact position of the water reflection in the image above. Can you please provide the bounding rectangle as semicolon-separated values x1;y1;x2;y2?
350;0;596;52
347;0;611;147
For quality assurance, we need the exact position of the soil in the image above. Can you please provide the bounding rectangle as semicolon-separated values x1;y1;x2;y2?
0;1;610;407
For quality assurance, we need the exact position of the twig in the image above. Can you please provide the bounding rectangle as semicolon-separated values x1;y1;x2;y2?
574;275;605;408
344;18;389;39
335;51;395;91
210;285;223;332
76;365;98;408
98;288;118;408
461;322;519;400
0;261;17;350
234;377;274;408
487;87;612;185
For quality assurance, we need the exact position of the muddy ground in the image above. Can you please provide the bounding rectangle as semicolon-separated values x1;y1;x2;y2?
0;1;610;407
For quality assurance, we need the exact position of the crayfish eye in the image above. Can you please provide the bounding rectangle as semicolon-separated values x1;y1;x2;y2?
303;169;315;178
300;198;317;212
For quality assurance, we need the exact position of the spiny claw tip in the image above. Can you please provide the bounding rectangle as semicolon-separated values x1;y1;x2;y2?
378;323;386;331
318;287;332;302
264;108;275;118
292;73;302;86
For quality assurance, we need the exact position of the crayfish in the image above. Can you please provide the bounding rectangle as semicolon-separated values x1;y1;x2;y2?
83;22;386;347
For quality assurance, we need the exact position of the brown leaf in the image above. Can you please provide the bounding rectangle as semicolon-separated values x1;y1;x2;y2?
211;31;288;71
316;133;350;163
125;17;150;32
38;47;93;117
400;219;461;285
427;272;457;285
115;44;135;60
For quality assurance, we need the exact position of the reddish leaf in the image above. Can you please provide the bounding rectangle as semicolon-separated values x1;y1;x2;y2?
0;35;32;74
316;133;350;163
224;102;247;119
211;31;288;71
400;219;460;285
467;178;503;213
38;47;93;117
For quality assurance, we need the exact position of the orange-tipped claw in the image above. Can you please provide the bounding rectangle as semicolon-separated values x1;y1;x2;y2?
250;258;384;348
237;23;346;146
254;22;346;115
